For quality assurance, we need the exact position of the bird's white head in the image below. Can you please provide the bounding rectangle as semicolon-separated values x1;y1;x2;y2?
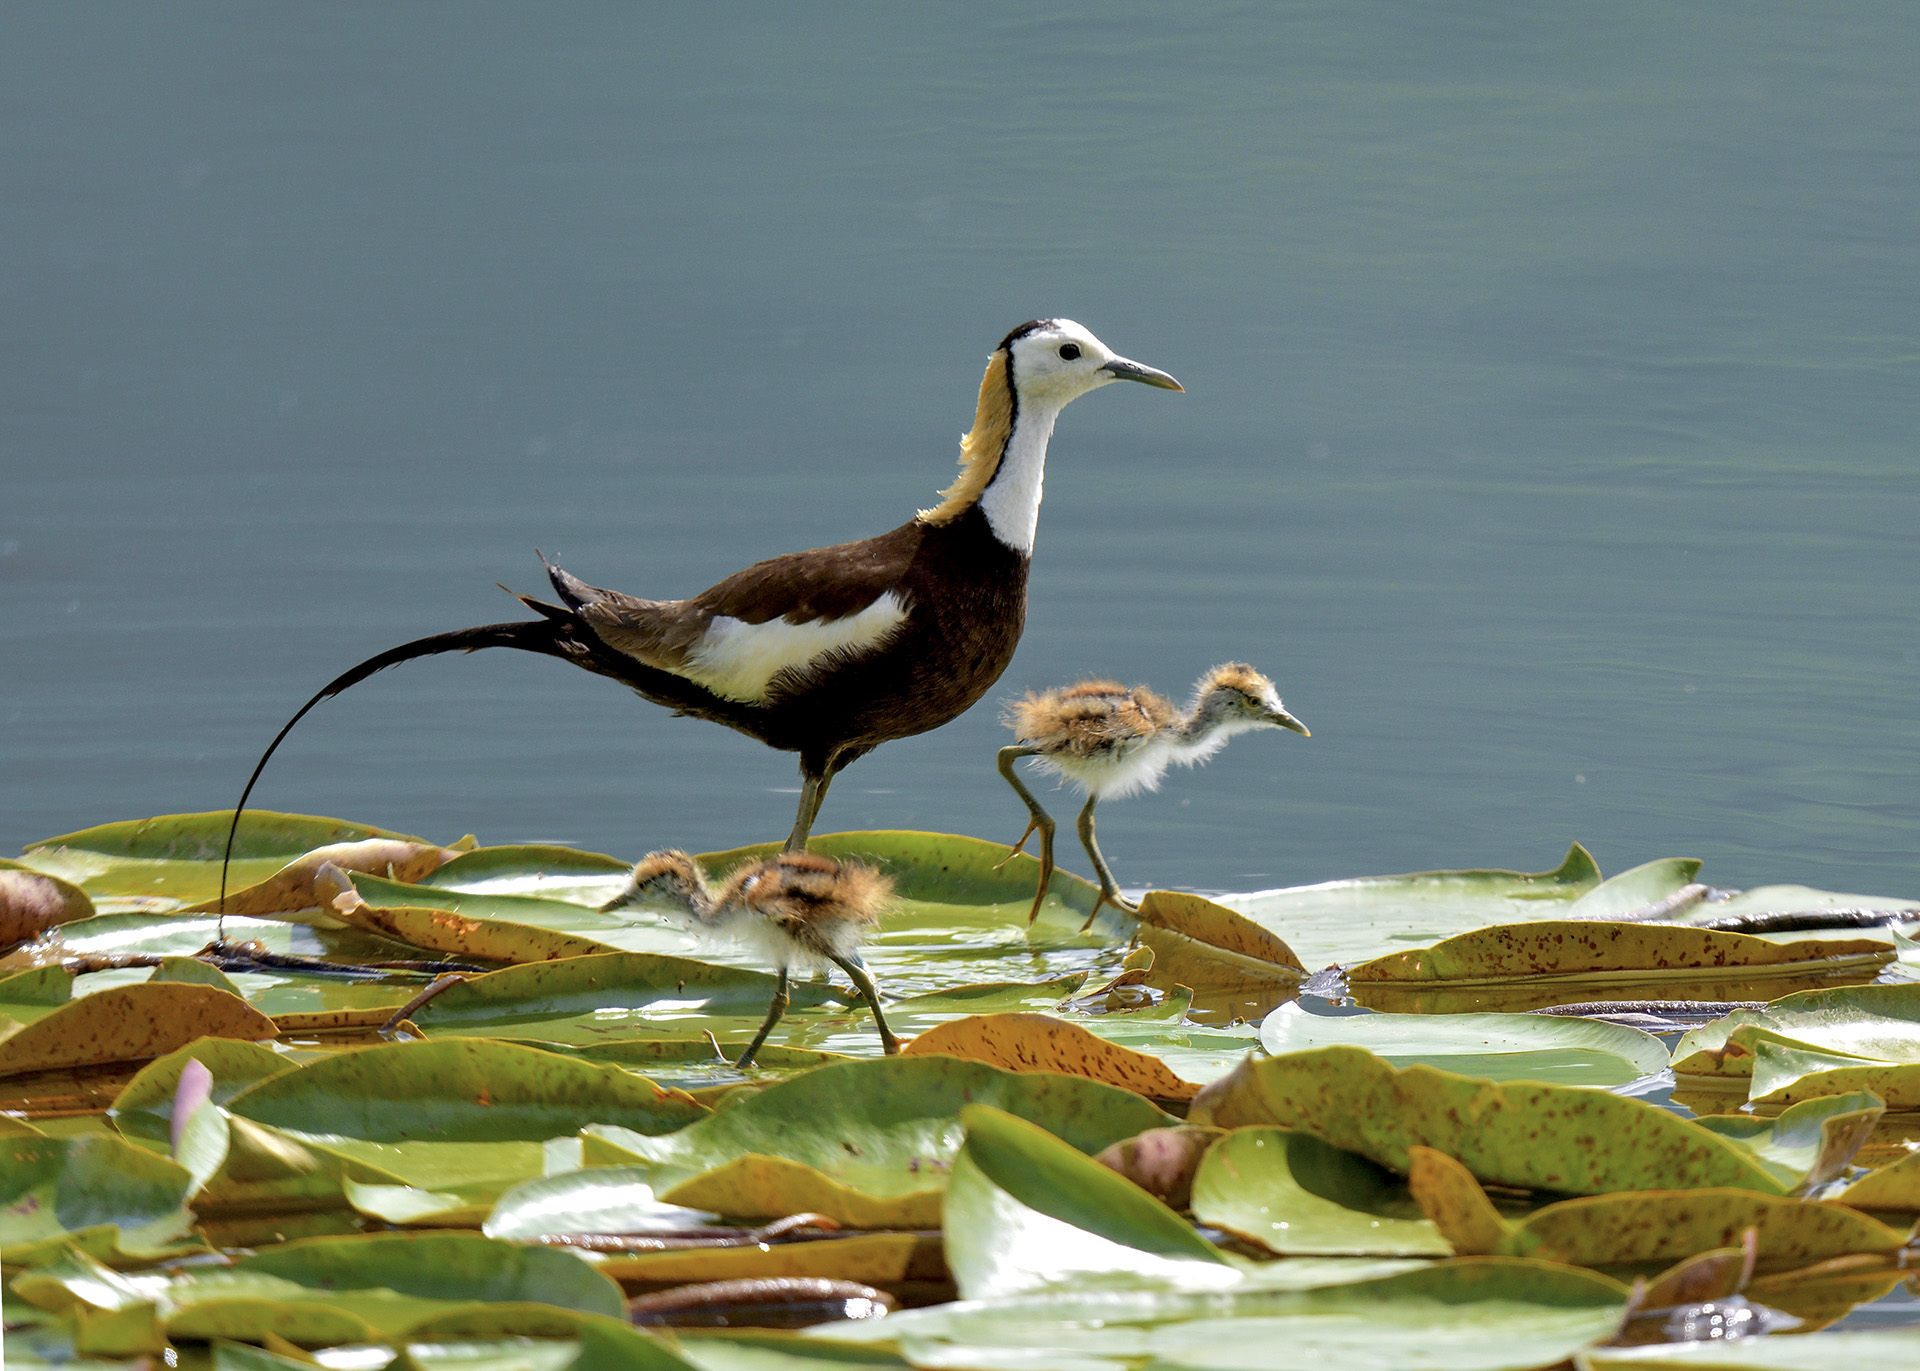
1186;663;1311;743
1002;319;1184;407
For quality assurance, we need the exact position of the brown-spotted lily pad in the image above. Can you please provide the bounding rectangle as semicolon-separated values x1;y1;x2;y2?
903;1012;1201;1102
1406;1145;1909;1271
1189;1045;1799;1195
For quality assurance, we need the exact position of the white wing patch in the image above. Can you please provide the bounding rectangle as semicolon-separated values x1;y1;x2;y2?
683;592;909;703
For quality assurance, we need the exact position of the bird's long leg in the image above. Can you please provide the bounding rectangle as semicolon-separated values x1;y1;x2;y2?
736;967;791;1069
990;747;1058;925
827;952;900;1056
785;764;834;853
1075;797;1138;931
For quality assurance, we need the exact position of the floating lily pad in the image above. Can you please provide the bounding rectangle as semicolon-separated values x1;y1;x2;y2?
1190;1046;1795;1195
1349;921;1894;987
1748;1043;1920;1111
1578;1329;1920;1370
0;984;275;1079
189;838;466;918
225;1038;705;1141
108;1037;294;1149
1672;984;1920;1082
1407;1145;1909;1270
944;1103;1234;1299
1259;1003;1670;1088
833;1259;1631;1371
904;1012;1200;1101
0;1133;196;1264
1219;844;1603;970
1190;1127;1450;1257
1558;859;1702;920
18;811;426;911
584;1056;1171;1227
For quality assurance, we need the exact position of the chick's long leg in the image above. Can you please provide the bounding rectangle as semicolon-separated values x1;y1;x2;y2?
992;746;1058;924
827;952;900;1056
1076;797;1138;931
736;967;791;1069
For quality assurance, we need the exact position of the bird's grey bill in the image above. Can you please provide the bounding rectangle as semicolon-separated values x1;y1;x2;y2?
1274;710;1310;737
1099;357;1184;391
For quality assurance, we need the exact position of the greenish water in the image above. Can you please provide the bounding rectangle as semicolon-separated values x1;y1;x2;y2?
4;3;1916;897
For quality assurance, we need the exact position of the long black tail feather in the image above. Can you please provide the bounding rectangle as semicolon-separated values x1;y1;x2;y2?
215;618;565;926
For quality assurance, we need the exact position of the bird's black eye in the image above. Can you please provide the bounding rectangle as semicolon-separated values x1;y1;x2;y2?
1058;343;1081;361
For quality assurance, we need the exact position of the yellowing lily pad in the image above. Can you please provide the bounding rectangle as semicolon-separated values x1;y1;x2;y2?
1350;920;1893;986
0;983;275;1079
1189;1046;1795;1195
1407;1145;1909;1272
583;1056;1170;1227
904;1012;1201;1101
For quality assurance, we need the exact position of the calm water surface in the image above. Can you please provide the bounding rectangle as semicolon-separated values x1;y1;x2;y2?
4;4;1917;896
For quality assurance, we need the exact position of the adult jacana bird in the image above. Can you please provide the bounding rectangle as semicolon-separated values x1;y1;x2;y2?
216;320;1181;910
998;664;1309;925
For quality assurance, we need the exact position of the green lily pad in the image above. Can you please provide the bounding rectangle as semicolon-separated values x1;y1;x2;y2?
1673;984;1920;1081
584;1056;1171;1226
1559;858;1702;920
232;1229;625;1317
1190;1046;1796;1195
226;1038;705;1140
1219;844;1603;970
1259;1004;1670;1087
1748;1042;1920;1111
484;1165;714;1239
18;810;425;911
1577;1330;1920;1370
1348;921;1894;987
0;1133;196;1263
944;1103;1234;1299
1190;1127;1451;1257
422;844;634;901
1406;1145;1911;1271
1690;1090;1884;1189
833;1259;1631;1371
404;952;848;1048
108;1037;295;1149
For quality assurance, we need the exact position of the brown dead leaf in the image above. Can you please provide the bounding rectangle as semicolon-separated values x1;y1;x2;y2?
1136;891;1307;973
335;904;617;964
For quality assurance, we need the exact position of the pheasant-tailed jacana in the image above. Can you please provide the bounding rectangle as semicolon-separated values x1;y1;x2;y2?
998;664;1308;925
215;320;1181;914
600;849;895;1066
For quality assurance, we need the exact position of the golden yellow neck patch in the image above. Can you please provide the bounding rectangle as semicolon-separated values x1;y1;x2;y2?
918;349;1014;525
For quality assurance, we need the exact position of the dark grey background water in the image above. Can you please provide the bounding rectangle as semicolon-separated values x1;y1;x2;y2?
5;3;1916;895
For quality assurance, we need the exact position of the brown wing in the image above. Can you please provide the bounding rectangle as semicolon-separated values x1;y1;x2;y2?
544;520;923;673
